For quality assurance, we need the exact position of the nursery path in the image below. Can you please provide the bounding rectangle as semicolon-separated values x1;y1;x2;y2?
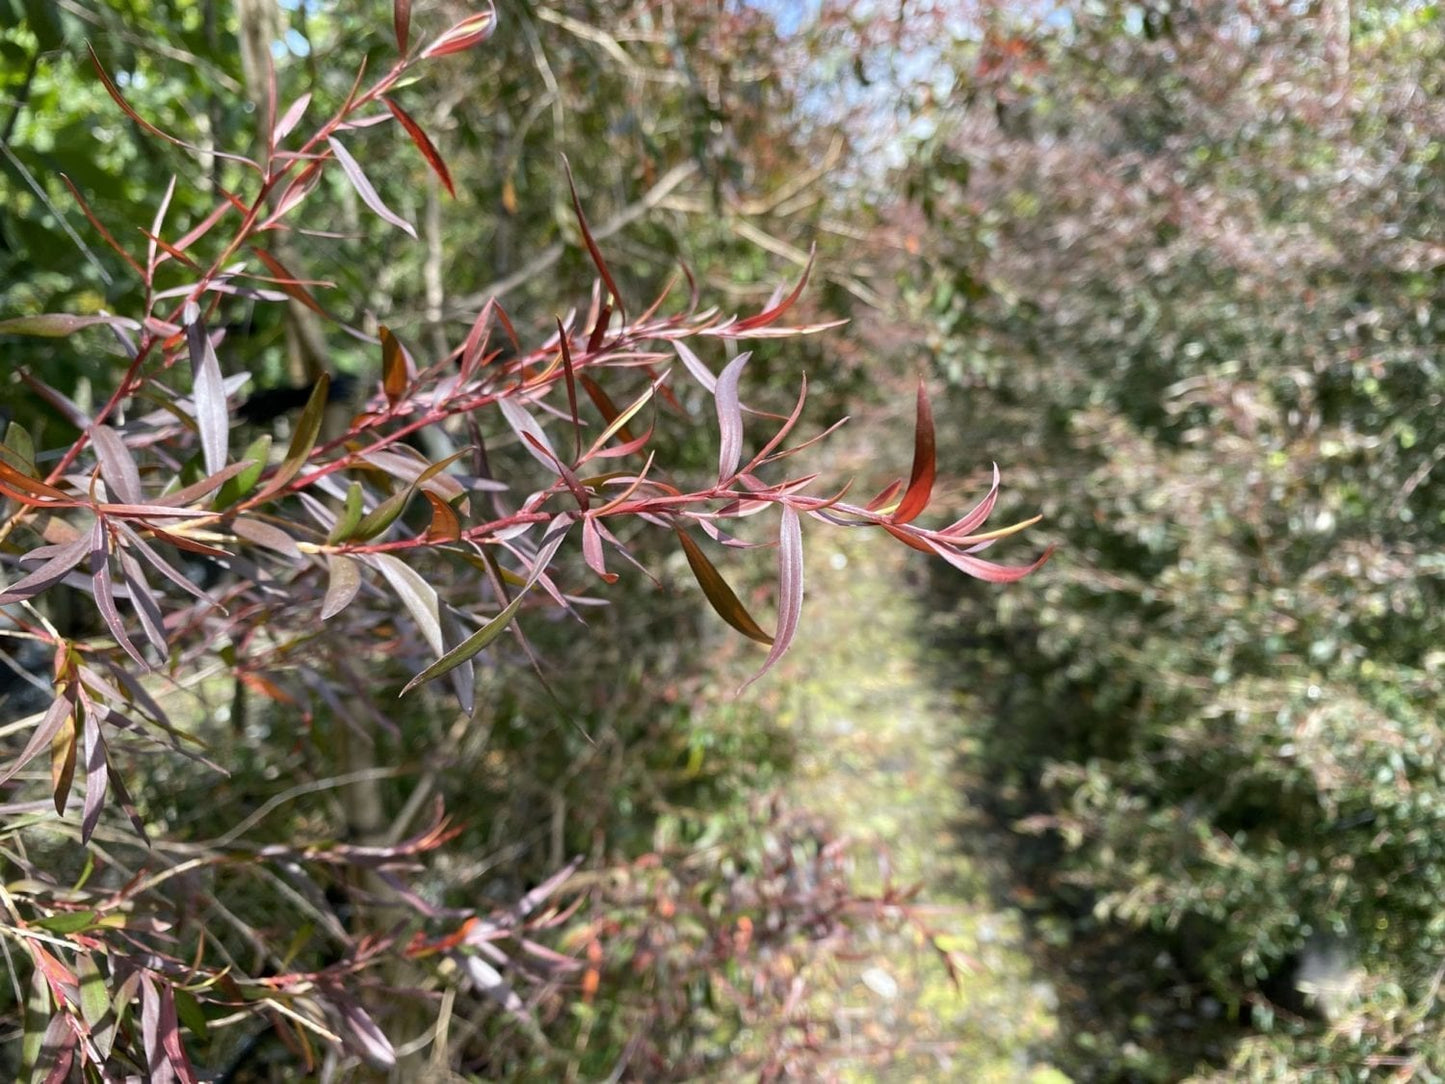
767;488;1068;1082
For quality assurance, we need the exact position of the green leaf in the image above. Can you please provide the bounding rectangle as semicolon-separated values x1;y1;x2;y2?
20;966;49;1078
3;421;36;475
214;435;271;508
674;527;773;644
173;988;210;1042
32;910;97;934
261;373;329;496
0;313;137;337
75;952;117;1060
327;481;365;544
400;528;569;696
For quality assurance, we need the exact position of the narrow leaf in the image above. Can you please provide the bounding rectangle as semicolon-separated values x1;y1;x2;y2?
742;505;804;690
80;711;109;843
328;136;417;238
400;528;568;696
0;535;89;606
561;155;624;320
393;0;412;53
0;692;73;787
273;92;311;144
50;709;78;816
91;425;142;504
321;555;362;619
497;398;558;471
91;528;147;670
0;313;139;337
892;382;935;524
674;527;773;644
925;538;1055;583
233;517;302;560
213;435;271;508
715;352;751;482
182;303;230;476
384;98;455;196
263;373;329;495
251;248;327;315
326;481;365;544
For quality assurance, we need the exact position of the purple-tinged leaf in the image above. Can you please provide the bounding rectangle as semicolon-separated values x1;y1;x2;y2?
925;537;1056;583
139;975;178;1084
233;517;302;561
321;555;362;619
715;351;752;483
90;526;147;671
743;505;803;689
938;464;1001;538
17;369;91;429
156;982;198;1084
674;527;773;645
251;247;328;316
747;375;810;470
156;459;255;507
146;175;177;280
0;535;89;605
400;528;569;696
332;994;396;1069
117;548;168;656
373;554;444;656
421;6;498;59
59;173;145;278
673;339;717;394
113;522;214;606
892;382;936;525
90;425;142;504
498;398;559;471
182;303;230;476
80;711;108;843
328;136;417;238
581;516;617;583
273;92;311;145
384;97;455;197
0;692;74;787
561;155;625;321
0;313;140;338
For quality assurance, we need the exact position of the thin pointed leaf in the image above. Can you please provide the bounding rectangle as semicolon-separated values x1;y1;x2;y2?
326;481;365;544
674;527;773;644
213;435;271;508
273;92;311;144
251;247;327;315
50;709;78;816
384;98;455;197
334;995;396;1069
400;529;568;696
321;555;363;619
561;155;624;320
91;527;147;670
262;373;329;495
0;692;73;787
731;246;814;331
117;548;168;656
80;711;108;843
892;382;935;525
182;303;230;476
90;425;142;504
673;339;717;394
925;538;1055;583
741;505;803;690
498;398;558;471
0;535;89;606
582;516;617;583
328;136;417;238
715;352;751;482
0;313;140;337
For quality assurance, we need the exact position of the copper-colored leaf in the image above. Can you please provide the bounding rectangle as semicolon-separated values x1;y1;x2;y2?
423;491;462;541
891;382;935;524
561;155;625;321
742;505;804;690
380;325;408;405
50;709;78;816
420;7;498;58
393;0;412;53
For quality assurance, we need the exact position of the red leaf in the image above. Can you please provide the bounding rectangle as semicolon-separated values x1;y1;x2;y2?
0;535;89;606
328;136;417;238
384;98;455;197
394;0;412;53
0;691;74;787
251;247;327;315
423;491;462;542
561;155;625;321
891;382;935;524
420;6;498;58
731;246;814;332
926;538;1055;583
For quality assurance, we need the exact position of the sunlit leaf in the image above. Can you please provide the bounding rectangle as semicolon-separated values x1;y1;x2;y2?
327;481;365;545
50;709;78;816
233;517;302;560
892;382;935;524
262;373;329;495
90;424;142;504
0;692;73;787
562;154;624;320
374;553;444;656
421;6;498;59
0;313;139;337
742;505;804;690
380;325;408;406
212;436;271;508
328;136;417;238
674;527;773;644
80;711;109;843
182;302;231;477
715;351;751;482
0;535;88;606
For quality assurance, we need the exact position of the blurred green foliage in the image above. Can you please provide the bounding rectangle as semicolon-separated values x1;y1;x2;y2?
905;1;1445;1078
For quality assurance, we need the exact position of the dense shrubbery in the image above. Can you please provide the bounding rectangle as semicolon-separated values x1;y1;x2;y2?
905;2;1445;1078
